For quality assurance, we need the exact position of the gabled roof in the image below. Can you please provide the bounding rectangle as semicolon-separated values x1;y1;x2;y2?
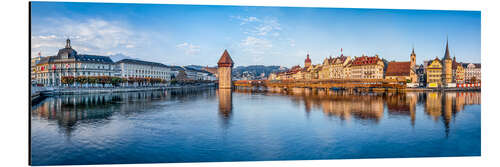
217;49;234;66
351;55;381;66
386;61;411;76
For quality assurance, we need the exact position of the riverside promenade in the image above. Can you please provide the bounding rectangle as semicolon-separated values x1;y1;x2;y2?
234;80;480;93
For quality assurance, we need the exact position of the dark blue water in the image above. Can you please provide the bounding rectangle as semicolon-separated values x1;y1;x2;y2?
30;89;481;165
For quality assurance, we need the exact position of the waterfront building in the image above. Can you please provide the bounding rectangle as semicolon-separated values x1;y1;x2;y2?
304;64;321;80
385;48;417;83
426;57;443;87
268;73;277;80
183;66;216;80
202;66;218;78
452;57;465;83
217;49;234;89
464;63;481;83
318;56;334;80
350;55;385;79
115;59;174;81
318;51;352;80
34;39;116;86
415;64;426;87
288;65;303;80
332;54;351;79
31;52;42;84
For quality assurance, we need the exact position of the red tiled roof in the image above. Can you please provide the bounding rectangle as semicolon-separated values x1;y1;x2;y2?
386;61;411;76
217;49;234;67
351;56;381;66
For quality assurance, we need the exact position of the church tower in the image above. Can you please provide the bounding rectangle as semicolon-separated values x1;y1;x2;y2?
217;49;234;89
442;38;453;84
305;54;312;68
65;38;71;48
410;48;416;70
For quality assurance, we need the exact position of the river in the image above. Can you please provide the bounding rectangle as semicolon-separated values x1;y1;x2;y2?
30;89;481;165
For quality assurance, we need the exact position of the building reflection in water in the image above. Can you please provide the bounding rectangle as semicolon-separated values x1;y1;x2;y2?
259;88;480;129
283;88;385;123
424;91;481;136
217;89;233;127
386;92;418;125
31;90;215;137
33;87;480;137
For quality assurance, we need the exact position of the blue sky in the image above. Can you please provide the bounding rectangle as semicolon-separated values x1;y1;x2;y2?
30;2;481;67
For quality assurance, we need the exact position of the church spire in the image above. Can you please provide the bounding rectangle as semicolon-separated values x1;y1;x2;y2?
65;38;71;48
444;37;451;60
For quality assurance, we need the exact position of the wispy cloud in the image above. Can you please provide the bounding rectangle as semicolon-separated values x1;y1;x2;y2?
232;16;289;63
31;18;145;57
176;42;201;55
231;16;259;25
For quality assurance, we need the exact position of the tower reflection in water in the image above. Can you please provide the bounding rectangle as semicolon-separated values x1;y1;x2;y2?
32;88;480;137
217;89;233;127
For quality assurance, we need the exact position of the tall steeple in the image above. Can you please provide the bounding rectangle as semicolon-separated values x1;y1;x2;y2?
444;37;451;60
65;38;71;48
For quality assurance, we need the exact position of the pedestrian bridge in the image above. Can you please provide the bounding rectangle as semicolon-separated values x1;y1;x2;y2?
234;79;406;90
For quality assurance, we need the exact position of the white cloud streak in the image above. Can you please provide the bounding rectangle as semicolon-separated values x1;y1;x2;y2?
176;42;201;55
31;18;146;57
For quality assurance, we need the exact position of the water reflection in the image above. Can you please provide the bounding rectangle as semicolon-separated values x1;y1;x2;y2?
32;89;480;137
217;89;233;127
235;88;480;128
31;88;481;164
31;90;216;136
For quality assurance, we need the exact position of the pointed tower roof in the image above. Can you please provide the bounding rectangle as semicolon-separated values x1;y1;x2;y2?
305;54;311;63
217;49;234;67
444;38;451;60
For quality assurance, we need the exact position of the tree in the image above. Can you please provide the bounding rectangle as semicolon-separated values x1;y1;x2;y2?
61;76;74;86
88;77;97;86
111;77;122;86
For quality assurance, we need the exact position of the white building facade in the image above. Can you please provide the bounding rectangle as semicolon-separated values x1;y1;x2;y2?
115;59;175;81
34;39;117;86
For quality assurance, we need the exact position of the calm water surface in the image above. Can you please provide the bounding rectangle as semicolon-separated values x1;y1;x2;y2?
30;88;481;165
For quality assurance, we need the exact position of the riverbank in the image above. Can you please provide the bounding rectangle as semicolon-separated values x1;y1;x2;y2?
235;86;481;93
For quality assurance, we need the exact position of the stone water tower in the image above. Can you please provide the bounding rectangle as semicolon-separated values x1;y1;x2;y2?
217;49;234;89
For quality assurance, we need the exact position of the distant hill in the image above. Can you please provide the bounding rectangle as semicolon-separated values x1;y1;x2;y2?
233;65;285;77
185;65;212;71
108;53;136;62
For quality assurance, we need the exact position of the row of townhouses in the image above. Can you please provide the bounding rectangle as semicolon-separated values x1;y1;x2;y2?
268;39;481;88
31;39;216;87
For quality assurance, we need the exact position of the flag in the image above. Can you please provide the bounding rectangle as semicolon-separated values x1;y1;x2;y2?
66;64;70;68
52;64;56;70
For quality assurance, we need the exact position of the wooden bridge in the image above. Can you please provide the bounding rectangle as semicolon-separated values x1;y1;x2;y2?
234;79;406;91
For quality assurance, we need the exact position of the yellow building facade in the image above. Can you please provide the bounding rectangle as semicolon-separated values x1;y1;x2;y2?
426;58;442;87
